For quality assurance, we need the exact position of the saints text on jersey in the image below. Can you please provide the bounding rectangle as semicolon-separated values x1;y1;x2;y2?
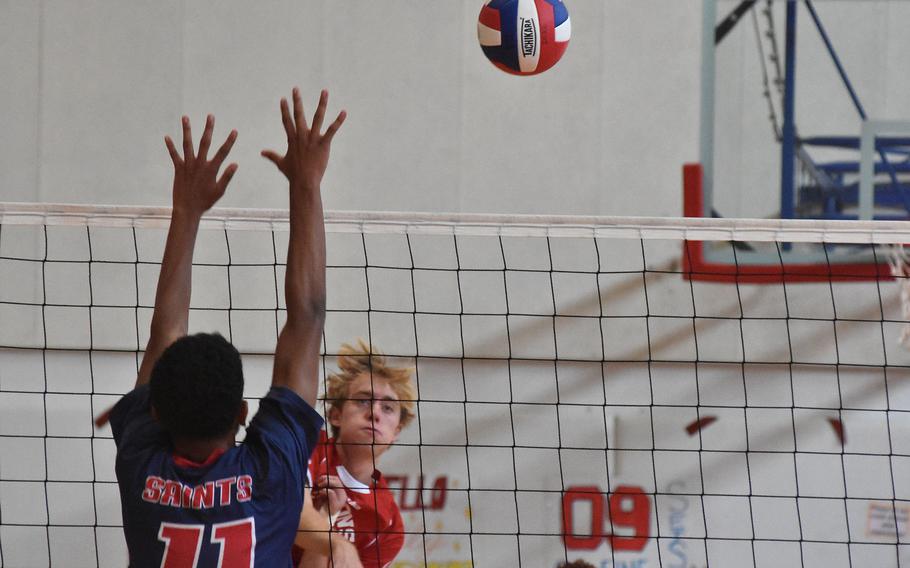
141;475;253;509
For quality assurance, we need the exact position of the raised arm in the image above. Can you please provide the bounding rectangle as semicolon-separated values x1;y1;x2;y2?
135;115;238;387
263;88;346;405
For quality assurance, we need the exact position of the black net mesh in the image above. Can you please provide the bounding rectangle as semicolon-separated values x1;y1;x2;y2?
2;210;910;567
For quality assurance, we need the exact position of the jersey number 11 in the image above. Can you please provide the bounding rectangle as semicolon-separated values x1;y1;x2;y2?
158;518;255;568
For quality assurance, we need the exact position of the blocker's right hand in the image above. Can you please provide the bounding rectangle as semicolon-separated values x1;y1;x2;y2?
261;88;346;191
165;114;238;217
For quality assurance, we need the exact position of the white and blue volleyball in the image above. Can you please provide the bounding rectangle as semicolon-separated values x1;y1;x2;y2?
477;0;571;76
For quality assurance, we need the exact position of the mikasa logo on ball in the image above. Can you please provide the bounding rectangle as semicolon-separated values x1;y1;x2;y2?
520;17;537;57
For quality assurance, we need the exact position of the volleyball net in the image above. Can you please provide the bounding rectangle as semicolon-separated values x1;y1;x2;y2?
2;203;910;567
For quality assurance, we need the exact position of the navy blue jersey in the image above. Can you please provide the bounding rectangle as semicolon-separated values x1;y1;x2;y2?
110;385;323;568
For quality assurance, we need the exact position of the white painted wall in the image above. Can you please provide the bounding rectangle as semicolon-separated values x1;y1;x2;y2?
4;2;907;217
0;0;701;216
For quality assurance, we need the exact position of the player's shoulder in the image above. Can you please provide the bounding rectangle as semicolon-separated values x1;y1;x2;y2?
259;386;319;416
374;473;402;512
244;387;324;450
307;431;334;467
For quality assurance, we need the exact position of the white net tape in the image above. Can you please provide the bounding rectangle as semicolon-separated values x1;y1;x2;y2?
3;201;910;241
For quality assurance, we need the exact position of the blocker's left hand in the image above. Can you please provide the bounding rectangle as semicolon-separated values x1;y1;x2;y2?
261;88;345;192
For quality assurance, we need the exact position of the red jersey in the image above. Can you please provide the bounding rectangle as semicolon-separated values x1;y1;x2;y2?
297;432;405;568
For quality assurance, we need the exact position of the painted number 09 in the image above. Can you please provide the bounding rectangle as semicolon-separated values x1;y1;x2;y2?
158;518;255;568
562;485;650;552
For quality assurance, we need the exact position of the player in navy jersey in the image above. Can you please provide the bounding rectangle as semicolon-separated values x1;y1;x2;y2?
109;88;357;567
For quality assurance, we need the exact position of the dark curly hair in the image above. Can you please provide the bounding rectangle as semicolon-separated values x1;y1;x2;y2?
150;333;244;440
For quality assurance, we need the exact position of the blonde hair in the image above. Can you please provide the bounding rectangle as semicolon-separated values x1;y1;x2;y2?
323;339;416;437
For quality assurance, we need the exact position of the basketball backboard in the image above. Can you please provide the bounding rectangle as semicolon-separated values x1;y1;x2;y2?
685;0;910;280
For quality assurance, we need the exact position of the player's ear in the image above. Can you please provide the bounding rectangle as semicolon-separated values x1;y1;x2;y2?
237;400;249;426
328;405;341;429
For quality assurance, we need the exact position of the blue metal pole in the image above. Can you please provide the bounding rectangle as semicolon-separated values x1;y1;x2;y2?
780;0;798;220
804;0;866;120
804;0;902;213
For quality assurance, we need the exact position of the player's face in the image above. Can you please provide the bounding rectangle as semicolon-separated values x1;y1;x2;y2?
333;373;403;451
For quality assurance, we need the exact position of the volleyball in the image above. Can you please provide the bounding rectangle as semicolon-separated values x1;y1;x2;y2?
477;0;571;76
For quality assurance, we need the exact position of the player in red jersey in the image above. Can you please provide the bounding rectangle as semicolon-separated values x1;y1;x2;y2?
293;341;417;568
107;88;359;567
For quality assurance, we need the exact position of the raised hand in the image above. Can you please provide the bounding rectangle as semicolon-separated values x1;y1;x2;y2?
165;115;238;217
261;88;346;190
